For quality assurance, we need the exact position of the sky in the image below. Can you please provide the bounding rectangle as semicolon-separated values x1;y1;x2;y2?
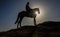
0;0;60;32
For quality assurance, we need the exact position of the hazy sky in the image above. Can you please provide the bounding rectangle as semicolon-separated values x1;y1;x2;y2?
0;0;60;32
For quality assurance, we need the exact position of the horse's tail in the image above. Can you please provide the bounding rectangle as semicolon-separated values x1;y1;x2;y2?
15;13;20;24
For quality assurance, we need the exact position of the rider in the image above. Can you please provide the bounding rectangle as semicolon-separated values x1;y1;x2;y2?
26;2;31;12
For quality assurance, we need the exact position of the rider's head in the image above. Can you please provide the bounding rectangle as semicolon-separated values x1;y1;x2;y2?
27;2;30;5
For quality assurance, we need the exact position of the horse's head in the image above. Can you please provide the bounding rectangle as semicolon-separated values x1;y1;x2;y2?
34;8;40;14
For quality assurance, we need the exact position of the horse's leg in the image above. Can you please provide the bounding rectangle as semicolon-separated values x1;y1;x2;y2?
17;22;19;28
19;16;24;28
34;17;36;26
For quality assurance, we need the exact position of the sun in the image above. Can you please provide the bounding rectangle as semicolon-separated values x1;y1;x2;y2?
35;11;39;15
35;11;38;15
35;10;40;16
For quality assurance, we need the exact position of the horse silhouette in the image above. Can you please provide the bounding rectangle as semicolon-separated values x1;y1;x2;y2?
15;8;40;28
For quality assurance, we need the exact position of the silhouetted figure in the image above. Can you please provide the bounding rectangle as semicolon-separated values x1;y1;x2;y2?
15;2;40;28
26;2;31;12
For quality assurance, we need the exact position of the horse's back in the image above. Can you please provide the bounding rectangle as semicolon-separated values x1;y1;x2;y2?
19;11;26;14
18;11;27;17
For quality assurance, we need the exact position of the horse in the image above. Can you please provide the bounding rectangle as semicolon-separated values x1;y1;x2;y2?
15;8;40;28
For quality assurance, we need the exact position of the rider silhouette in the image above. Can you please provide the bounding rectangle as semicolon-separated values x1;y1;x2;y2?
26;2;31;12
